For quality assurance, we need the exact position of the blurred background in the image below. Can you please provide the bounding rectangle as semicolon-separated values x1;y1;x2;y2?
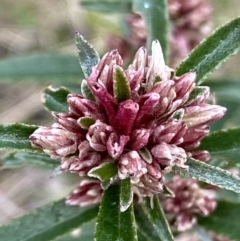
0;0;240;227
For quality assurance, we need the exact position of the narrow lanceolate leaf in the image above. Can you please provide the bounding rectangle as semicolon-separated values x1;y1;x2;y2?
88;161;118;181
0;123;40;152
176;17;240;84
120;178;133;212
199;127;240;166
43;86;70;113
81;79;95;100
76;33;100;78
95;185;137;241
113;66;131;102
53;220;95;241
1;152;58;170
173;158;240;193
134;204;160;241
133;0;169;60
80;0;132;13
199;201;240;241
143;196;174;241
0;54;82;80
0;199;98;241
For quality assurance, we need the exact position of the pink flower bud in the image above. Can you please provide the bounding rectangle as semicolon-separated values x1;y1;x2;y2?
66;179;102;206
173;72;196;105
140;162;164;194
151;143;187;170
86;120;113;152
67;93;104;121
184;104;227;127
118;151;147;183
130;128;150;150
113;99;139;135
135;93;160;126
61;152;101;175
151;120;187;145
107;133;129;159
54;113;85;135
30;124;78;159
180;125;209;149
189;150;210;162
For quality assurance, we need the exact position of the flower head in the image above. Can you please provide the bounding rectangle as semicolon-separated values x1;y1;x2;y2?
107;0;212;67
161;176;216;231
30;40;225;206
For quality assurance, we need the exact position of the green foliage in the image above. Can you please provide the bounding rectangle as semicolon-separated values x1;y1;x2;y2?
88;161;118;182
199;201;240;241
43;86;70;113
120;178;133;212
0;199;98;241
0;54;82;81
133;0;169;60
95;184;137;241
75;33;100;78
113;66;131;102
199;127;240;168
143;196;174;241
176;17;240;84
205;79;240;131
134;204;160;241
173;158;240;193
53;220;95;241
0;123;40;152
2;2;240;240
80;0;132;13
1;152;58;169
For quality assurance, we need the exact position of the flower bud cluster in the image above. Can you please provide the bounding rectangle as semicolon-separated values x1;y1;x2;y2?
162;176;217;231
30;40;225;209
107;0;212;67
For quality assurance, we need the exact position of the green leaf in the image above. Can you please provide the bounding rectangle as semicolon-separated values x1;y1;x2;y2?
88;161;118;181
95;184;137;241
53;220;95;241
143;196;174;241
76;33;100;78
80;0;132;13
173;158;240;193
81;79;95;100
199;201;240;241
133;0;169;60
1;152;58;170
0;123;40;153
134;204;160;241
199;127;240;166
138;147;152;164
120;178;133;212
78;117;96;129
0;54;82;81
43;86;70;113
0;199;98;241
176;17;240;84
113;66;131;102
